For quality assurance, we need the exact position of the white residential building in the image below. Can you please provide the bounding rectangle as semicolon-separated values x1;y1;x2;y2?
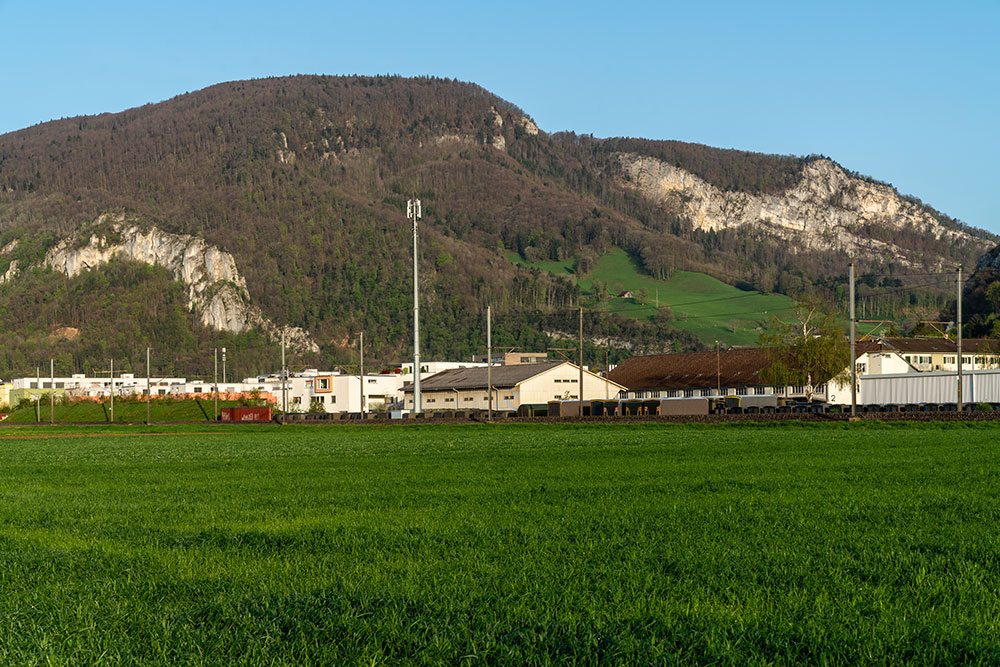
246;370;405;413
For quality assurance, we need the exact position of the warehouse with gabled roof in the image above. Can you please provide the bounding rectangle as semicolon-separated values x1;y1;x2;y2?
402;361;625;412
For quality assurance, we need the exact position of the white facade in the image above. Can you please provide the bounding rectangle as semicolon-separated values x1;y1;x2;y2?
826;351;916;405
404;362;625;411
399;361;487;376
249;371;405;413
860;369;1000;405
12;373;188;397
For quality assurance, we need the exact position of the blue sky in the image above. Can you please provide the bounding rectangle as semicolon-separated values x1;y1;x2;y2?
2;0;998;233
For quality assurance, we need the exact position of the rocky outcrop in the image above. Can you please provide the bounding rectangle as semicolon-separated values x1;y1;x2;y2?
489;107;506;151
517;116;539;136
974;244;1000;273
39;214;319;353
618;155;982;264
1;259;18;283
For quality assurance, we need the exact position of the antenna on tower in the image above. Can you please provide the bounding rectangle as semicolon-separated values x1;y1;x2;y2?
408;197;422;413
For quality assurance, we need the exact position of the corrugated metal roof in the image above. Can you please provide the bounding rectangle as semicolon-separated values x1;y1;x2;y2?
608;342;885;391
607;349;771;391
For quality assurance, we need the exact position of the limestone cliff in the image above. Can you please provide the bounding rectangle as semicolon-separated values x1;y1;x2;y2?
974;243;1000;274
617;154;983;265
37;214;319;353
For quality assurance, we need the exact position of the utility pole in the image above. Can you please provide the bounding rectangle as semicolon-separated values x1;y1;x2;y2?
487;305;492;421
605;349;610;400
579;306;585;416
146;347;151;425
408;198;422;414
359;331;365;417
214;347;219;422
109;359;114;423
34;366;39;423
222;347;227;384
850;263;857;418
281;330;287;423
716;340;721;396
957;265;963;412
50;359;54;425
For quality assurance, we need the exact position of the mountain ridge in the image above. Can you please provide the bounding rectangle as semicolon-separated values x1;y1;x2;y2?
0;74;993;377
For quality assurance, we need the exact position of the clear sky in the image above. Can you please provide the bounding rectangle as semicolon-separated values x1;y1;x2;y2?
2;0;998;233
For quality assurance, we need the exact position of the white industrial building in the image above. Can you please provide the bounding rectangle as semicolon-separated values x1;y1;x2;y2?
860;369;1000;405
402;361;626;412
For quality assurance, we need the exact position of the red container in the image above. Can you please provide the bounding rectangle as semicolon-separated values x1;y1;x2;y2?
220;407;272;422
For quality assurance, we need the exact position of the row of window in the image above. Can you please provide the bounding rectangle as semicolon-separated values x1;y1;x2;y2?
904;355;999;365
423;394;515;404
629;385;821;399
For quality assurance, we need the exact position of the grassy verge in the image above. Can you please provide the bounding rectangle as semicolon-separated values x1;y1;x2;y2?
0;422;997;664
3;398;254;423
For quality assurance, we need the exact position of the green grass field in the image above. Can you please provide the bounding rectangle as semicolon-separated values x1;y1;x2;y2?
504;250;577;276
0;422;998;665
508;248;796;346
3;398;250;423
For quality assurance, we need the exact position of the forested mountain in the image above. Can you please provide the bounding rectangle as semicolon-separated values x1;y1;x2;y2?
0;75;992;378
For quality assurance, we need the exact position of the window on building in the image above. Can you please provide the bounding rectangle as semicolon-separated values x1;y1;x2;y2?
445;397;454;402
465;397;473;402
427;398;436;403
292;396;301;404
317;377;330;391
753;386;765;395
683;389;694;397
736;387;747;396
856;363;867;374
194;387;202;393
504;394;513;400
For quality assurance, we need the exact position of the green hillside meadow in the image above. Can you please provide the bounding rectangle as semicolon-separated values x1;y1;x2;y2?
508;248;797;346
0;422;997;664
